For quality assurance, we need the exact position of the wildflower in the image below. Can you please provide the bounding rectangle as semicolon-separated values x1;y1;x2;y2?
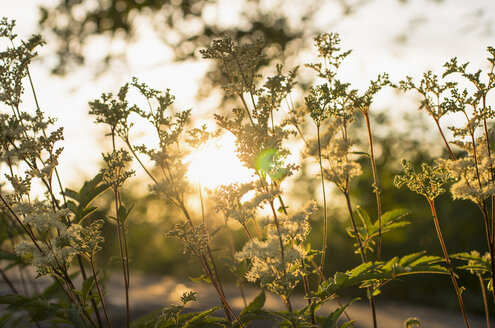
67;219;105;257
395;159;455;200
236;236;306;298
167;222;211;256
437;137;495;203
100;149;135;189
15;235;75;277
215;182;255;225
236;201;316;298
14;201;68;232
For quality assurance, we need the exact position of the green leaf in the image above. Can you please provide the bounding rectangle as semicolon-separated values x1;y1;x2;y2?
349;151;370;158
322;298;357;328
241;291;265;315
355;206;372;231
0;313;12;328
67;306;85;328
108;255;122;264
81;276;96;301
183;306;221;327
117;203;134;223
65;174;109;223
370;209;410;236
189;274;212;284
380;208;410;226
338;322;356;328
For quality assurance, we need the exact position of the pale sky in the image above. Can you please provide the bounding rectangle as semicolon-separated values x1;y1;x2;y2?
1;0;495;191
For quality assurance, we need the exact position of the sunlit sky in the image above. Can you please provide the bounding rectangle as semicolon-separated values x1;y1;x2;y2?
2;0;495;191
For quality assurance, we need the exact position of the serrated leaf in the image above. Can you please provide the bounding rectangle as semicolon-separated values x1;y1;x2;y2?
380;209;410;226
189;274;212;284
81;276;96;301
67;306;85;328
241;291;265;315
355;206;372;231
322;298;357;328
64;189;80;202
183;306;220;327
398;252;426;267
117;204;134;223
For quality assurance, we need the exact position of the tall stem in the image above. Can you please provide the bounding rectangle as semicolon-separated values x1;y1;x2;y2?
344;192;378;328
478;274;490;328
90;257;113;328
316;124;328;285
427;199;470;328
363;112;383;260
0;268;18;294
111;132;130;328
433;118;456;160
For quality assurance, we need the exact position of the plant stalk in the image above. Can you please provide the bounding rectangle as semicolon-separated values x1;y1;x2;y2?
427;199;470;328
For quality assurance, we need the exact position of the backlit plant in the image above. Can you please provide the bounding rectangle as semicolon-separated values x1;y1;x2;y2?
1;16;494;328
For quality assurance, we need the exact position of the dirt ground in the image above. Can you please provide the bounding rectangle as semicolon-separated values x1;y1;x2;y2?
106;272;493;328
1;270;493;327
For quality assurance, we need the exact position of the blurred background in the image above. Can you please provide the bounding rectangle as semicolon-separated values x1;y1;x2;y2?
2;0;495;317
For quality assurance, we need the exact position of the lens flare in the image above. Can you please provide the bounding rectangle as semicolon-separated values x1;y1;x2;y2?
186;133;254;189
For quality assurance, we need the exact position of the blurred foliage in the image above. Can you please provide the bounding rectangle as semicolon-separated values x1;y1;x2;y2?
38;0;325;75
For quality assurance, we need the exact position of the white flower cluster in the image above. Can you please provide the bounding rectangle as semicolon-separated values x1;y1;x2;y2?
16;201;69;232
235;201;317;297
13;201;104;276
15;236;74;277
438;138;495;203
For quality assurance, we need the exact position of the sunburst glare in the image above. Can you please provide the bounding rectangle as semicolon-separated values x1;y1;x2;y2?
186;133;254;189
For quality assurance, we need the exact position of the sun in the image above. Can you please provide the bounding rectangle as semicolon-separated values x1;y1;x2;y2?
186;133;254;189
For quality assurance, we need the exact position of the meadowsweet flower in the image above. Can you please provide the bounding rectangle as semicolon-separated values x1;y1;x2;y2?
274;201;317;242
236;201;316;298
236;236;306;298
15;235;75;277
4;174;31;198
167;222;211;256
13;201;68;232
215;182;255;224
67;219;105;257
101;149;135;189
395;159;455;200
438;138;495;203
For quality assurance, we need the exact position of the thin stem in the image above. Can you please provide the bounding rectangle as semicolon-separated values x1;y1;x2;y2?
0;268;18;294
77;255;103;327
267;198;293;312
114;189;130;328
316;124;328;285
110;130;130;328
478;274;490;328
363;112;383;260
427;199;470;328
343;191;378;328
198;253;240;325
343;192;366;263
433;118;456;160
125;138;158;184
223;219;248;307
90;257;113;328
